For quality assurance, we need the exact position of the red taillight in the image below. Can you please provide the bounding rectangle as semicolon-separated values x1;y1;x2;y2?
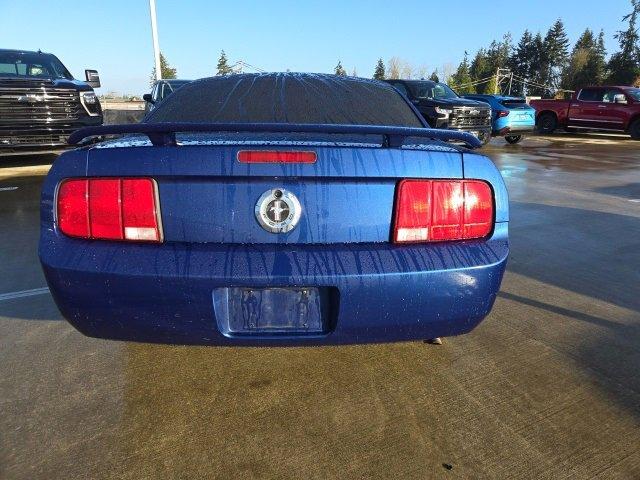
57;179;89;238
122;179;161;241
57;178;162;242
393;180;493;243
496;110;510;118
237;150;317;164
89;179;122;239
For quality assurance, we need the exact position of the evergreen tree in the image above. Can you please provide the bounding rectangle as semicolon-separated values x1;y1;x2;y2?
334;60;347;76
351;67;358;77
429;70;440;82
562;29;608;90
467;34;512;94
593;30;608;84
149;53;177;87
216;50;234;76
608;0;640;84
576;29;596;51
528;33;550;96
543;19;570;91
450;51;474;93
373;58;386;80
508;30;535;95
469;48;489;93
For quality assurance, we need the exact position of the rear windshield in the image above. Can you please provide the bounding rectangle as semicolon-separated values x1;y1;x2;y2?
146;73;424;127
500;99;528;108
0;51;73;80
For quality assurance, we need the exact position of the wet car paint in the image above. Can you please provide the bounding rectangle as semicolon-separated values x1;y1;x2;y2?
39;141;508;345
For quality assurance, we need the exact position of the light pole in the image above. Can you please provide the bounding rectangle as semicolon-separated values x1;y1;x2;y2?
149;0;162;80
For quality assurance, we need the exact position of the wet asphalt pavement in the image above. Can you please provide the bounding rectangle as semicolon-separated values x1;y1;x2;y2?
1;134;639;479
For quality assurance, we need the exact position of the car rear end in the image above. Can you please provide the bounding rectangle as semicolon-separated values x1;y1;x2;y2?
39;74;508;346
493;97;535;136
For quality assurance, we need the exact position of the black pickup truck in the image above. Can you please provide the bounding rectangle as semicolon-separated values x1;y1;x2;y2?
385;79;492;145
0;49;103;154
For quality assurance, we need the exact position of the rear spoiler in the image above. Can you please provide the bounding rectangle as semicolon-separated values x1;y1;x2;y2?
68;122;482;149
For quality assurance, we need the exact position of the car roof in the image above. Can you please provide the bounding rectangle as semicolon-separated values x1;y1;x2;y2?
466;94;524;101
385;79;437;85
0;48;53;56
404;79;437;85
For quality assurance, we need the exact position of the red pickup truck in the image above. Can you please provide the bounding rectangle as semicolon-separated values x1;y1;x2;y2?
530;86;640;139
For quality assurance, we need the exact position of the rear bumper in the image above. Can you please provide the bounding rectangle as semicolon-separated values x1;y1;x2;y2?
40;223;508;346
495;124;535;136
493;116;535;136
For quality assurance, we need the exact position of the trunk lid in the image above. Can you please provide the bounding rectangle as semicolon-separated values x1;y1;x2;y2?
86;139;463;244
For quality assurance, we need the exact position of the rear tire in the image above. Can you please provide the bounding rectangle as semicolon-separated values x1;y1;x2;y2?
630;119;640;140
537;112;558;134
505;134;523;144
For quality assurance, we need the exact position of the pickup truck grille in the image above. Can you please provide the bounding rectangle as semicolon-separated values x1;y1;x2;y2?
0;87;82;124
0;127;77;147
449;107;491;129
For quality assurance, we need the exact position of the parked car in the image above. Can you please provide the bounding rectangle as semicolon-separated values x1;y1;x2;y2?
384;79;492;145
0;49;102;154
530;86;640;139
40;73;508;346
463;94;535;144
143;79;192;114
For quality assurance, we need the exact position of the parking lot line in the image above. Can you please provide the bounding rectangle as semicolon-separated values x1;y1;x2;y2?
0;287;50;302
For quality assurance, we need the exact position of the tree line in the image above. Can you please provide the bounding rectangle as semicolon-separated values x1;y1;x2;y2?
153;0;639;98
369;0;638;97
448;0;639;96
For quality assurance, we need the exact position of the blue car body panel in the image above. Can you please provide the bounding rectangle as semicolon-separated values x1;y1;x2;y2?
39;143;508;346
464;94;535;136
39;74;509;346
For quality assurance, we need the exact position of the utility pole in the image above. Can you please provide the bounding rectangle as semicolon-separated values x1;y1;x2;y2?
494;68;511;95
149;0;162;81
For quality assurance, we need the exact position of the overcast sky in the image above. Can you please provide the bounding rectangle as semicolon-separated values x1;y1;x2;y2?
0;0;634;95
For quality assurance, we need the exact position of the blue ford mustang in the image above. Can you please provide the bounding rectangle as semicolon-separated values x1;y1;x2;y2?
39;73;508;346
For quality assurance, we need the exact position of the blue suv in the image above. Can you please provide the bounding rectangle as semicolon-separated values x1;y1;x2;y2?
464;94;535;144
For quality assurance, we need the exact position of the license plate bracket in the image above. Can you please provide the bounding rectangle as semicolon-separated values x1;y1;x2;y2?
213;287;332;335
